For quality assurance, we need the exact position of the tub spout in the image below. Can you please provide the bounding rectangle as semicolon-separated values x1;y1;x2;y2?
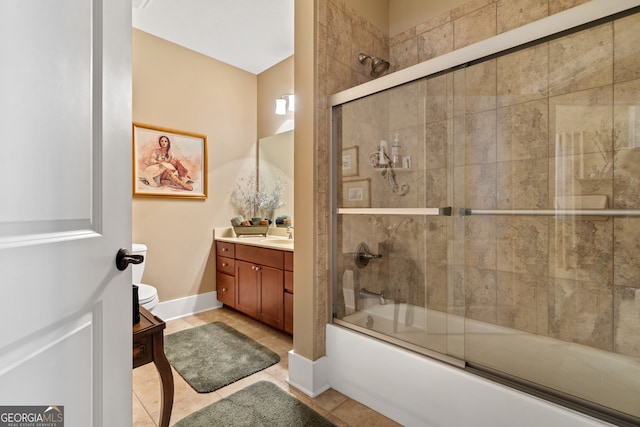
360;288;388;305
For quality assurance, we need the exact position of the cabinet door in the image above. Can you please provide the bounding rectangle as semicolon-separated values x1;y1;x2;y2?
259;265;284;330
236;260;260;317
284;291;293;335
216;272;235;307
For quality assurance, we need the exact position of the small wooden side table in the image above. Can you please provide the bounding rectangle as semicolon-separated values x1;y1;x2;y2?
133;306;174;427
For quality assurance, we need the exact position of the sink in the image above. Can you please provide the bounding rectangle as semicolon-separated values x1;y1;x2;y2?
261;238;293;245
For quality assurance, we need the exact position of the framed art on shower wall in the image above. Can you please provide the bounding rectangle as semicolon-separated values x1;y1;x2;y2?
132;122;208;199
341;145;359;177
342;178;370;208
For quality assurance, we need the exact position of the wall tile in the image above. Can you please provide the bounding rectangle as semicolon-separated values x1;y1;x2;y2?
497;0;548;34
497;158;549;209
390;27;415;47
418;23;454;63
326;1;353;68
497;99;549;163
614;286;640;357
451;0;496;20
454;3;497;50
425;120;449;170
465;164;497;209
496;216;549;276
465;59;497;113
425;74;453;123
548;219;613;285
389;37;418;73
465;266;497;323
614;218;640;289
497;270;549;334
549;23;613;96
614;12;640;83
465;216;497;269
548;0;590;15
613;79;640;208
465;109;497;165
497;43;549;107
416;11;452;35
549;277;613;351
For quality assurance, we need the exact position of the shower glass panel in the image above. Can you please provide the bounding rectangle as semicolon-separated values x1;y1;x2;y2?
332;10;640;422
333;73;467;363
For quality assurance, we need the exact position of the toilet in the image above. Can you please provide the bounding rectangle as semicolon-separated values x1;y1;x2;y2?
132;243;159;311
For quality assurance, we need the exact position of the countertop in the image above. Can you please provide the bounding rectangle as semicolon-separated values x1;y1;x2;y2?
213;227;294;252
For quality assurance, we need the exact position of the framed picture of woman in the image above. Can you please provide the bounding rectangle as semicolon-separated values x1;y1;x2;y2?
132;123;208;199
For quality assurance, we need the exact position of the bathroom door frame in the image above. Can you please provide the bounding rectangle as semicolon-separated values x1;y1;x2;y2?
0;1;133;425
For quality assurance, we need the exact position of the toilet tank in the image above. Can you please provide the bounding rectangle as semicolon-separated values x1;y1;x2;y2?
131;243;147;284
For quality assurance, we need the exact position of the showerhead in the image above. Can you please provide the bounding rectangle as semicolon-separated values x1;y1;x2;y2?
358;53;390;78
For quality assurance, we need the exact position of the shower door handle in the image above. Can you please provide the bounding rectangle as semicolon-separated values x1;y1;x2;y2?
115;248;144;271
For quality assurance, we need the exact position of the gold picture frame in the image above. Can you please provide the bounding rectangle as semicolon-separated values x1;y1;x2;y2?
341;145;359;177
342;179;371;208
132;123;208;199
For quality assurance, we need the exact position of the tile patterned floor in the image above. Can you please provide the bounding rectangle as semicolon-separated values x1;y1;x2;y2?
132;306;401;426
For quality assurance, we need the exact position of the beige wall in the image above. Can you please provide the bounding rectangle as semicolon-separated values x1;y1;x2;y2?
257;56;294;139
132;29;257;302
345;0;389;36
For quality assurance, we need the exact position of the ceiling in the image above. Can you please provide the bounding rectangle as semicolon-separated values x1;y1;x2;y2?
132;0;294;75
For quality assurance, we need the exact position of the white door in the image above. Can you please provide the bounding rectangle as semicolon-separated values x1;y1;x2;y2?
0;1;132;426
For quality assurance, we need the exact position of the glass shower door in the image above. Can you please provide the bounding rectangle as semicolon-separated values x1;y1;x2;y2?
333;74;466;364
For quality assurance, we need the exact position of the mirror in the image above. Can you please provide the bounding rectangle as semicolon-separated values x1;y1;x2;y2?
258;130;293;222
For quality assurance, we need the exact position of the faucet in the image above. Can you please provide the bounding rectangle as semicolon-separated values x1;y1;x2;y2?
360;288;387;305
287;225;294;240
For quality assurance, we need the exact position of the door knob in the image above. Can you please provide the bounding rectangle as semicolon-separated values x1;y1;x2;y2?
115;248;144;271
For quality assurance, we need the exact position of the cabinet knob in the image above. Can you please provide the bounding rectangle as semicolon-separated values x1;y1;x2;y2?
222;247;228;252
222;262;228;267
222;288;227;292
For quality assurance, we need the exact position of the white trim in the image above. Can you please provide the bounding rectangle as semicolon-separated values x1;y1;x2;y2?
328;0;640;107
150;291;222;321
286;350;331;398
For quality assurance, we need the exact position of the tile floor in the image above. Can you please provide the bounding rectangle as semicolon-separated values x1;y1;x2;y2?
132;306;401;426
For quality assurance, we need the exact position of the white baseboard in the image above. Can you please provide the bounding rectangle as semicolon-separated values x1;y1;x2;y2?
286;350;331;398
150;291;222;321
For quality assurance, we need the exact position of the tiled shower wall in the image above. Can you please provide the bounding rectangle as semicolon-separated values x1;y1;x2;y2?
317;0;640;359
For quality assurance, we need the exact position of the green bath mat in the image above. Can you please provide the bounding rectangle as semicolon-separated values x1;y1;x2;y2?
164;322;280;393
173;381;336;427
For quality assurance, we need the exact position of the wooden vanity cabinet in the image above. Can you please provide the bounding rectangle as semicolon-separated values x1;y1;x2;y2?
235;245;284;330
215;240;293;334
215;241;236;307
284;252;294;334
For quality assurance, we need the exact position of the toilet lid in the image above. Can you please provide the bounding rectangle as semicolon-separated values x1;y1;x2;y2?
137;283;157;303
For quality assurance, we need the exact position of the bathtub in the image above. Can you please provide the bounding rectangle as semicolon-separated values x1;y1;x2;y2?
329;303;640;426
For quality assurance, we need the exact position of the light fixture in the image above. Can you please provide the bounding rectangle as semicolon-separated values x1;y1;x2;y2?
275;94;295;115
275;98;287;115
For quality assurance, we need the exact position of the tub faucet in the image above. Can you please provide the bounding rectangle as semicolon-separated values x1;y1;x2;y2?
287;225;294;240
360;288;387;305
